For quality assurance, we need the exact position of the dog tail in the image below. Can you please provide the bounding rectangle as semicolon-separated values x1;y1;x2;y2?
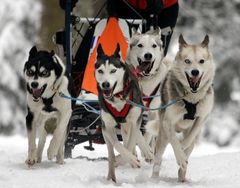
145;120;159;136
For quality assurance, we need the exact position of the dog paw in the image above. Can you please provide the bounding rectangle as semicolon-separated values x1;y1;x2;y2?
129;155;141;168
37;157;42;163
47;147;58;161
107;173;116;183
178;168;187;182
56;159;65;165
25;158;36;166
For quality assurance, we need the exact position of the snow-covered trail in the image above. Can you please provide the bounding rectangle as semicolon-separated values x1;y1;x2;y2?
0;135;239;188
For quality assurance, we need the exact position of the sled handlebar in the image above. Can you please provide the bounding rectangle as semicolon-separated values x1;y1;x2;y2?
74;17;144;25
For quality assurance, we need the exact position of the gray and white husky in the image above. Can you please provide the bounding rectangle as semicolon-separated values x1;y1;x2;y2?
95;44;152;182
24;46;72;166
126;28;168;148
152;35;215;182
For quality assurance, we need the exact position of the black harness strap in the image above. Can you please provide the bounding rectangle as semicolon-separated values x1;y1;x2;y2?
183;99;198;120
42;93;58;113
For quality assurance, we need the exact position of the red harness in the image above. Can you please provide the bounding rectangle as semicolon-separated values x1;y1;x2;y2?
143;82;161;108
103;83;133;122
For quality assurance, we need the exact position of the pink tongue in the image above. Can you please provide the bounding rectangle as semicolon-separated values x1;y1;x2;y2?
32;88;42;98
191;77;199;84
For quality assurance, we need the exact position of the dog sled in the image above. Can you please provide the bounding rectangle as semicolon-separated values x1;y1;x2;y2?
55;0;170;158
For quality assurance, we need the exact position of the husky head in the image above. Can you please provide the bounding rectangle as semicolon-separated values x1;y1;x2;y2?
127;27;164;77
174;35;215;93
95;43;126;99
24;46;64;101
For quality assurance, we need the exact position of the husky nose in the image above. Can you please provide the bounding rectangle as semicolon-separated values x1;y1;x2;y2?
191;69;199;76
31;82;39;88
102;82;110;89
144;53;152;60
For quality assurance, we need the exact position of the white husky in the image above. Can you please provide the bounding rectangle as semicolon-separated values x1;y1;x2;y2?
152;35;215;182
126;28;168;149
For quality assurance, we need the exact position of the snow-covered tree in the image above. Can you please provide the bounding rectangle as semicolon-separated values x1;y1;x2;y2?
0;0;41;134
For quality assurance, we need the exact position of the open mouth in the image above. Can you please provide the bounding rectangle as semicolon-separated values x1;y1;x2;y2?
31;84;47;101
137;58;155;76
185;73;203;93
102;82;116;99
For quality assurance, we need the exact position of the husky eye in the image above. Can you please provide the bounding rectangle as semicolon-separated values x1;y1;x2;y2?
26;70;34;77
184;59;191;64
98;69;104;74
41;70;50;77
152;44;157;48
199;59;205;64
137;44;143;48
110;69;117;74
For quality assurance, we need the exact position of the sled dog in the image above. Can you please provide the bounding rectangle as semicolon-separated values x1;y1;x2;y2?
95;44;152;182
126;28;168;148
152;35;215;182
24;46;72;166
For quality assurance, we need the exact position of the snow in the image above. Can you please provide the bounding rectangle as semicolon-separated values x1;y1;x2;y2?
0;136;240;188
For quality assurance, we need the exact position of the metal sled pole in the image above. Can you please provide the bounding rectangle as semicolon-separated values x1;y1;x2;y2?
65;0;72;76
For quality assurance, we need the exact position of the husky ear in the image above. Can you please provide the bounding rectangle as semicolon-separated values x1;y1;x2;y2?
154;27;161;36
113;43;121;58
97;44;105;58
29;46;38;59
179;34;188;49
201;35;209;48
131;27;140;36
53;56;63;79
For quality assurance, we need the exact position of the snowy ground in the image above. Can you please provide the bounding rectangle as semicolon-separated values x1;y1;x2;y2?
0;135;239;188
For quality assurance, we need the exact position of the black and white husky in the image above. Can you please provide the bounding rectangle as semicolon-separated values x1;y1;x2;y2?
23;46;72;166
95;44;153;182
152;35;215;182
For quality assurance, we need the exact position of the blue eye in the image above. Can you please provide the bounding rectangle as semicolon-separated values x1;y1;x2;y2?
41;70;50;77
184;59;191;64
26;70;34;77
110;69;117;74
98;70;104;74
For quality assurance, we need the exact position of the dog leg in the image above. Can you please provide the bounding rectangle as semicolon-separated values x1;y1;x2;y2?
163;118;187;170
56;130;66;164
178;140;195;182
37;126;47;163
136;129;153;161
152;126;168;178
115;126;128;167
25;121;37;166
103;134;116;182
181;117;204;150
103;126;140;168
48;113;70;161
